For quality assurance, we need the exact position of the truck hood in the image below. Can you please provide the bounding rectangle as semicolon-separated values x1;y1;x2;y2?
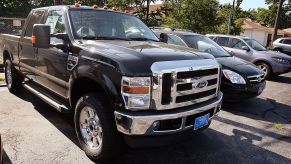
78;40;215;75
216;56;262;77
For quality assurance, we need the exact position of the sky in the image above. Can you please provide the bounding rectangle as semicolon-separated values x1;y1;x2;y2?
219;0;268;10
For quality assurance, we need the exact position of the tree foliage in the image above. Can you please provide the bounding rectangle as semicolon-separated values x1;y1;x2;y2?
163;0;221;34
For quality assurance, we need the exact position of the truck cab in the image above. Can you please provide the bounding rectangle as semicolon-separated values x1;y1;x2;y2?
0;5;223;161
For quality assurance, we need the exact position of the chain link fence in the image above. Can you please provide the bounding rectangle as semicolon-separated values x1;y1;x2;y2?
0;17;26;35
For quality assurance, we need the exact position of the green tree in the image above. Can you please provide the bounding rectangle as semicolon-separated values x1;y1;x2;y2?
163;0;220;34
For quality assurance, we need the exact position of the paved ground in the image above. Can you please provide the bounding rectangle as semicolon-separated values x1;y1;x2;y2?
0;73;291;164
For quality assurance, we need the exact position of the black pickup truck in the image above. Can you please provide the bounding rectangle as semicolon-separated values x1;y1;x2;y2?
0;5;223;161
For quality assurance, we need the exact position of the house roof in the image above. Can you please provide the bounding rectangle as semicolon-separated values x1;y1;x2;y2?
242;18;288;35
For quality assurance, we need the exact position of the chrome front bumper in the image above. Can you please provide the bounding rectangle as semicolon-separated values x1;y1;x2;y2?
114;92;223;136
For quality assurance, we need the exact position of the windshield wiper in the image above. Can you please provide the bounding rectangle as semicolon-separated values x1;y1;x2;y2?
128;37;159;42
82;36;131;41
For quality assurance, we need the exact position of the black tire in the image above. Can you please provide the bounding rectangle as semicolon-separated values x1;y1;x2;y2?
256;62;272;79
74;92;124;161
4;59;23;93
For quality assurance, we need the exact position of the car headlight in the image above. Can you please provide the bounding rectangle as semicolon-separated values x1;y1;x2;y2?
222;69;246;84
271;57;289;64
121;77;151;110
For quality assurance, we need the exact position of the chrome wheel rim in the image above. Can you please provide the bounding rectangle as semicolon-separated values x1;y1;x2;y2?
79;106;103;150
258;64;268;77
5;63;12;88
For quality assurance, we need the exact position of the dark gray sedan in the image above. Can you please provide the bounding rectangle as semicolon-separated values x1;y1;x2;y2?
207;35;291;79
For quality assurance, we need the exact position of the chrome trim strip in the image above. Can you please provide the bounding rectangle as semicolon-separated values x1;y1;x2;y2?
114;92;223;135
23;84;70;113
176;75;217;84
176;85;217;96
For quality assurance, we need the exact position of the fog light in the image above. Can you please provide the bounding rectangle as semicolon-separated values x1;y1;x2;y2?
152;121;160;130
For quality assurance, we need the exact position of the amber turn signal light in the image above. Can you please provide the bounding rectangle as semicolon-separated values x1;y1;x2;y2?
31;35;36;44
122;86;149;94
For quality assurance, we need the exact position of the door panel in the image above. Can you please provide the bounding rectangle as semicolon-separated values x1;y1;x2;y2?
19;10;45;80
35;9;70;98
228;38;253;62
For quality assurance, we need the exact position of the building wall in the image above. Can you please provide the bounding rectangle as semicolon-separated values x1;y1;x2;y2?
241;29;268;46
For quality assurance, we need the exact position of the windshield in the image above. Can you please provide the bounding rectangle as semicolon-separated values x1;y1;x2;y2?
69;9;159;41
243;39;267;51
184;35;231;57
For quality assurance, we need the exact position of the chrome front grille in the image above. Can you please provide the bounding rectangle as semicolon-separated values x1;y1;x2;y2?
151;59;221;110
248;74;265;84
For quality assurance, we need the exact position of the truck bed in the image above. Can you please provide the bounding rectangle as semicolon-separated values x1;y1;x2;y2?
0;34;21;71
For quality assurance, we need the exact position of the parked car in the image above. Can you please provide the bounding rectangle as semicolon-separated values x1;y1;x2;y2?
207;34;291;79
0;5;223;161
0;134;3;164
273;37;291;55
153;29;266;101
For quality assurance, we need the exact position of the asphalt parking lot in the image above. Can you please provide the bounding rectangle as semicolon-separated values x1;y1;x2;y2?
0;73;291;164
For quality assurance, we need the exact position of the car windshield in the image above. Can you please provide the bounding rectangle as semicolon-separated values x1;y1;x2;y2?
243;39;267;51
69;9;159;41
184;35;231;57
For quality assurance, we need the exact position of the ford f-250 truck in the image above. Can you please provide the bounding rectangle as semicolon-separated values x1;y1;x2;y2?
0;5;223;161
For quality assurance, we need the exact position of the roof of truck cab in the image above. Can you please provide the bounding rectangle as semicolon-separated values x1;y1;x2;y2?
43;5;133;15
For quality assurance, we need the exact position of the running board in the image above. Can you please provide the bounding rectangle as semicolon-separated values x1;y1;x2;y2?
23;84;71;113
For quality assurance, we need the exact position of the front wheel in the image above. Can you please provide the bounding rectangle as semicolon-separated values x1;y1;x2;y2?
4;59;23;93
74;93;124;161
256;62;271;79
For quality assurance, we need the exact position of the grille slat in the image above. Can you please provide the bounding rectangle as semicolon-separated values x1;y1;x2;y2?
176;89;217;103
177;68;218;79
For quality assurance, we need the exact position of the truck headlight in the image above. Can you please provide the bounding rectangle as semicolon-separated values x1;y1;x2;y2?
222;69;246;84
121;77;151;110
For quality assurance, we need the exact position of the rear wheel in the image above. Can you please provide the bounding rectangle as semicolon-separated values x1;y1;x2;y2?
74;93;124;161
4;59;23;93
256;62;271;79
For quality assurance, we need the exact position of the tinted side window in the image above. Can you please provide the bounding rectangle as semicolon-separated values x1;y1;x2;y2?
24;10;45;37
279;39;284;43
216;37;229;47
168;35;186;46
45;10;66;34
283;39;291;45
230;38;246;49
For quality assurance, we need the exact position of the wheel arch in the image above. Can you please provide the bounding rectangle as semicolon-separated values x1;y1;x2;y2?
69;65;123;110
253;60;273;73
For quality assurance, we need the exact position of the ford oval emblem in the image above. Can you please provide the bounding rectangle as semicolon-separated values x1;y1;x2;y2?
192;80;208;89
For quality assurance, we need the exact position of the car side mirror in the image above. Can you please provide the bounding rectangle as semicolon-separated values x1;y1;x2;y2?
242;46;250;51
160;33;168;43
32;24;50;48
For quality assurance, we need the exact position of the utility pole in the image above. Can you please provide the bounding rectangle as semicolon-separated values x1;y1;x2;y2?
227;0;235;35
272;0;285;42
54;0;63;5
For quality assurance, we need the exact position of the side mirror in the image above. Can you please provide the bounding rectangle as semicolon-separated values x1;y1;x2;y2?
242;46;250;51
32;24;50;48
160;33;168;43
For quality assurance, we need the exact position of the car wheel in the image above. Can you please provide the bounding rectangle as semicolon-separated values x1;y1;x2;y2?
74;93;124;161
256;62;271;79
4;59;23;93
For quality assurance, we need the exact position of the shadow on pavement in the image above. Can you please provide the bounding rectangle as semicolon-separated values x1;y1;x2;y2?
269;75;291;84
11;88;291;164
222;97;291;124
102;128;291;164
